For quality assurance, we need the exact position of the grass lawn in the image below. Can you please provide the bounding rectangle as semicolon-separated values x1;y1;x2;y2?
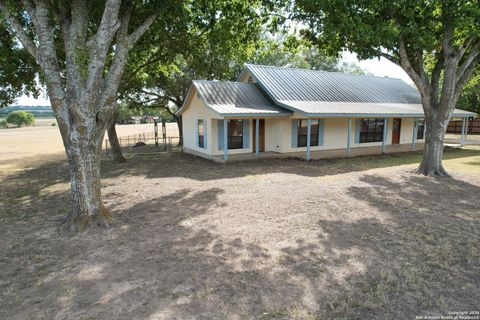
0;147;479;319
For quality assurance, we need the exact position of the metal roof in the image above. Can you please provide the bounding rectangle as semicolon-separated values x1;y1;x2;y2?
279;101;475;117
245;64;422;105
176;65;476;118
187;80;291;116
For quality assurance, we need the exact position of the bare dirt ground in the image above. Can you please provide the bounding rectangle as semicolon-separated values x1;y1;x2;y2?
1;145;479;319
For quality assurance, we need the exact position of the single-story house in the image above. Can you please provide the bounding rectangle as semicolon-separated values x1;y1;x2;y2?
176;64;475;162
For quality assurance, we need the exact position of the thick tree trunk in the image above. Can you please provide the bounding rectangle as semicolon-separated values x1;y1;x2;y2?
176;115;183;146
416;116;449;176
63;135;111;230
107;120;127;163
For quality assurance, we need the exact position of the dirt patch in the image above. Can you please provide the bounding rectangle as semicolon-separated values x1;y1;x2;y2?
1;151;479;319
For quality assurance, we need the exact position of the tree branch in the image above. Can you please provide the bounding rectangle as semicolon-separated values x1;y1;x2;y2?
140;89;180;105
21;0;66;113
454;55;480;103
457;35;476;60
430;54;444;107
0;1;39;59
126;12;158;47
456;40;480;82
100;10;159;117
438;24;460;114
86;0;122;94
397;37;430;99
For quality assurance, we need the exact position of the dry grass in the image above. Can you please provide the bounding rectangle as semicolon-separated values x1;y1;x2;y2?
0;147;479;319
0;122;179;163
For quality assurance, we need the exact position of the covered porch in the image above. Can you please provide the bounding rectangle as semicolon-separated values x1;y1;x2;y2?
215;115;287;161
445;116;478;145
213;141;426;163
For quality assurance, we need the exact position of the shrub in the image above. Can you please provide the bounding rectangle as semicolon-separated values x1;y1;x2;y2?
51;122;57;126
6;111;35;127
0;119;7;128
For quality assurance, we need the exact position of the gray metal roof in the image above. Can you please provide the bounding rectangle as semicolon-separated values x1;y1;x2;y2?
189;80;291;116
243;64;475;117
280;101;474;117
176;65;476;118
246;64;422;104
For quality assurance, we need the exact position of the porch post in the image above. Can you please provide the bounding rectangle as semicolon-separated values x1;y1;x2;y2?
460;117;466;145
346;118;352;158
465;117;470;138
306;119;311;161
382;118;388;154
223;119;228;161
412;119;418;151
255;118;260;157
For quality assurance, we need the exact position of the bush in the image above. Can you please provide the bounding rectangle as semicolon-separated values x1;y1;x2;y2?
6;111;35;127
51;122;57;126
0;119;7;128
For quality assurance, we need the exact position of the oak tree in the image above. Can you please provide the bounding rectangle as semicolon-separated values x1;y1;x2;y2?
294;0;480;176
0;0;176;229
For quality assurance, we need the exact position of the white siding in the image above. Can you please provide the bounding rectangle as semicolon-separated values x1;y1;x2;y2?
210;120;253;156
277;117;420;153
182;90;422;159
182;90;217;155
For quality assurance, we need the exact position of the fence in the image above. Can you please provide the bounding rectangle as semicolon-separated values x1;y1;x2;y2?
447;119;480;135
104;131;180;158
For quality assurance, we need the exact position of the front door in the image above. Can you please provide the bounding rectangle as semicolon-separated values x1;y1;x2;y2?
392;118;401;145
252;119;265;152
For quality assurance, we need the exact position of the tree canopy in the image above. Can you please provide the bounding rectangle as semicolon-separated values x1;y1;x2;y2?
292;0;480;176
0;24;38;107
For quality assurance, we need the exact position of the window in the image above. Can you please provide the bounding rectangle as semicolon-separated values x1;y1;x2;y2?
297;120;319;147
198;119;205;148
417;119;425;140
228;120;243;149
359;118;384;143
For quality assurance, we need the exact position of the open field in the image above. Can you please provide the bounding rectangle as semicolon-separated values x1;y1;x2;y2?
1;143;479;319
0;122;179;163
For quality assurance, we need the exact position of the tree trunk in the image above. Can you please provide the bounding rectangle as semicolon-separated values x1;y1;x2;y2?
416;115;449;176
63;135;111;231
176;115;183;146
107;119;127;163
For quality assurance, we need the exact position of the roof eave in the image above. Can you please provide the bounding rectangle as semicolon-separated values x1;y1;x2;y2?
220;112;292;118
175;83;195;116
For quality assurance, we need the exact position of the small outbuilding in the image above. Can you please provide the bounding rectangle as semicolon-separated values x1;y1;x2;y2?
176;64;475;162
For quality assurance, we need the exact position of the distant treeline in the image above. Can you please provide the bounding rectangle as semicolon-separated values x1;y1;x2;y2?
0;105;54;117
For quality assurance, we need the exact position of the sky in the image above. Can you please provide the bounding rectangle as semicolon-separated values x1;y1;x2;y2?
13;52;413;106
341;51;412;84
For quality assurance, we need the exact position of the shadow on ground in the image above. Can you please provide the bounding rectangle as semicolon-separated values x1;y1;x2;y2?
104;147;480;182
0;150;479;319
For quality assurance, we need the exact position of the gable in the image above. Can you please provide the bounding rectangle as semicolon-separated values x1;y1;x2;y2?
178;80;291;117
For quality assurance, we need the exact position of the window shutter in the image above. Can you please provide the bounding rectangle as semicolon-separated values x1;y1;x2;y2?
318;119;325;146
195;117;199;147
243;119;250;149
291;120;298;148
218;120;224;150
204;119;208;149
355;119;362;144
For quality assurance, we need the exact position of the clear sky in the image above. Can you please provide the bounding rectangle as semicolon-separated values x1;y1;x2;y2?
14;52;413;106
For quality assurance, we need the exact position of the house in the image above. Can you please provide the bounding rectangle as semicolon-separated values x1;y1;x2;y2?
176;64;475;162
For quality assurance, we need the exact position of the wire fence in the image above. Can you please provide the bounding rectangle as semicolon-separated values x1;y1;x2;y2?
104;131;181;158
